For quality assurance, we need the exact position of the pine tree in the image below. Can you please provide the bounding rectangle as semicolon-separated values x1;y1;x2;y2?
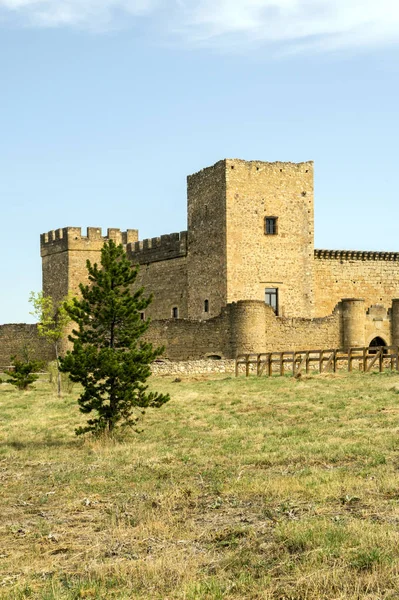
60;240;170;435
7;355;41;390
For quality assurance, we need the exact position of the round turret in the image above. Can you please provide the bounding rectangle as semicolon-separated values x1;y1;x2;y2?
341;298;365;349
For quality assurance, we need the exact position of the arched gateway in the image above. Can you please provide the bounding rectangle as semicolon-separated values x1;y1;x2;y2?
369;336;387;354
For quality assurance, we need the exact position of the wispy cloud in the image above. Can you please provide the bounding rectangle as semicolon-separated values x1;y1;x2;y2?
1;0;399;52
0;0;158;29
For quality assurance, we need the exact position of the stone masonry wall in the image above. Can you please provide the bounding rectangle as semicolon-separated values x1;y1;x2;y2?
134;256;188;320
267;312;341;352
187;160;228;320
365;305;392;347
314;251;399;317
142;308;231;360
225;160;315;318
143;301;341;360
151;359;236;376
41;227;188;321
0;324;55;367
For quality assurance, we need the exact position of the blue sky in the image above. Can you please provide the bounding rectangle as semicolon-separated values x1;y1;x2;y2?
1;0;399;323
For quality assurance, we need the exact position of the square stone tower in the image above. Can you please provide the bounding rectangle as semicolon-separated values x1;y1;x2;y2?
41;227;139;308
187;159;314;319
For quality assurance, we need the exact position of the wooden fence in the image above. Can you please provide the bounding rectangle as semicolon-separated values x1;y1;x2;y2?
235;346;399;377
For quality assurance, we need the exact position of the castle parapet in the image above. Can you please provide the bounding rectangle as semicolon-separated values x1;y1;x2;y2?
315;249;399;261
40;227;139;256
127;231;188;264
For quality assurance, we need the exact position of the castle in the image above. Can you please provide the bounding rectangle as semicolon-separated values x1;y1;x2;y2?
36;158;399;360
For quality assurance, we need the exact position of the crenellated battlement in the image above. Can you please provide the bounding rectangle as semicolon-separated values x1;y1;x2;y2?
40;226;188;264
40;227;139;256
127;231;188;264
315;249;399;261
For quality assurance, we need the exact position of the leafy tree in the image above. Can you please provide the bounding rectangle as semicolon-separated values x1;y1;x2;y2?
29;292;73;397
60;240;170;436
6;355;41;390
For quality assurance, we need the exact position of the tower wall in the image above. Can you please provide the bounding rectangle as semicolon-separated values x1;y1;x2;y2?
40;227;139;307
229;300;267;356
341;298;366;349
186;160;228;320
391;299;399;348
224;159;314;318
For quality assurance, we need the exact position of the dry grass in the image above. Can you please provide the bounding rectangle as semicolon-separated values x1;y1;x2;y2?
1;371;399;599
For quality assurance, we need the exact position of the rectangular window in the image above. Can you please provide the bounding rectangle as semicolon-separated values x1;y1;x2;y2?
204;299;209;313
172;306;179;319
265;217;278;235
265;288;278;315
140;312;145;321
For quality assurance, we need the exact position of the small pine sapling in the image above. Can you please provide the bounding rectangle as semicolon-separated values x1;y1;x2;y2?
60;239;170;436
6;355;41;390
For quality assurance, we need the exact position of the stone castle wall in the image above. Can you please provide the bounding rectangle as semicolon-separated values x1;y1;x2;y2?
142;300;341;359
314;250;399;317
41;227;189;321
2;299;397;369
0;324;55;368
187;160;228;320
225;160;315;318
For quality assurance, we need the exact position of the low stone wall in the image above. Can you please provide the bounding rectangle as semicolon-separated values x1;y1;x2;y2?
144;301;341;360
0;324;55;367
151;358;236;376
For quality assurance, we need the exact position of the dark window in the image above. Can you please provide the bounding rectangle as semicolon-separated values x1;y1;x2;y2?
140;312;145;321
265;288;278;315
265;217;278;235
172;307;179;319
204;299;209;313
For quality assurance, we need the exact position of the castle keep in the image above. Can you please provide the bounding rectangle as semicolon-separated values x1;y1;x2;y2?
39;159;399;359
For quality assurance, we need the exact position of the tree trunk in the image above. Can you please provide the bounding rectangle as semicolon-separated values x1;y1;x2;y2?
55;342;62;398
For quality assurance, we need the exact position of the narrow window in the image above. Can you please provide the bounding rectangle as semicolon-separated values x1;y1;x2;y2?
172;306;179;319
265;288;278;315
140;312;145;321
204;299;209;313
265;217;278;235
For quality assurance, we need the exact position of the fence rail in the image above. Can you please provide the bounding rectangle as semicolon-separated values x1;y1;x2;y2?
235;346;399;377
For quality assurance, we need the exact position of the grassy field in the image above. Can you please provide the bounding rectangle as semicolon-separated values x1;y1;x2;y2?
1;371;399;599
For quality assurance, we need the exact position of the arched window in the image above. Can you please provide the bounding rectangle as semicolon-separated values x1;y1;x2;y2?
172;307;179;319
204;299;209;313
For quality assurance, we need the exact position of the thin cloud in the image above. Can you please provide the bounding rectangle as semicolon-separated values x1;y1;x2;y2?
0;0;158;29
1;0;399;52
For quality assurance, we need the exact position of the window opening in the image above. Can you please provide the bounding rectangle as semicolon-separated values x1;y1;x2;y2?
265;288;278;315
172;307;179;319
265;217;278;235
204;299;209;313
140;312;145;321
